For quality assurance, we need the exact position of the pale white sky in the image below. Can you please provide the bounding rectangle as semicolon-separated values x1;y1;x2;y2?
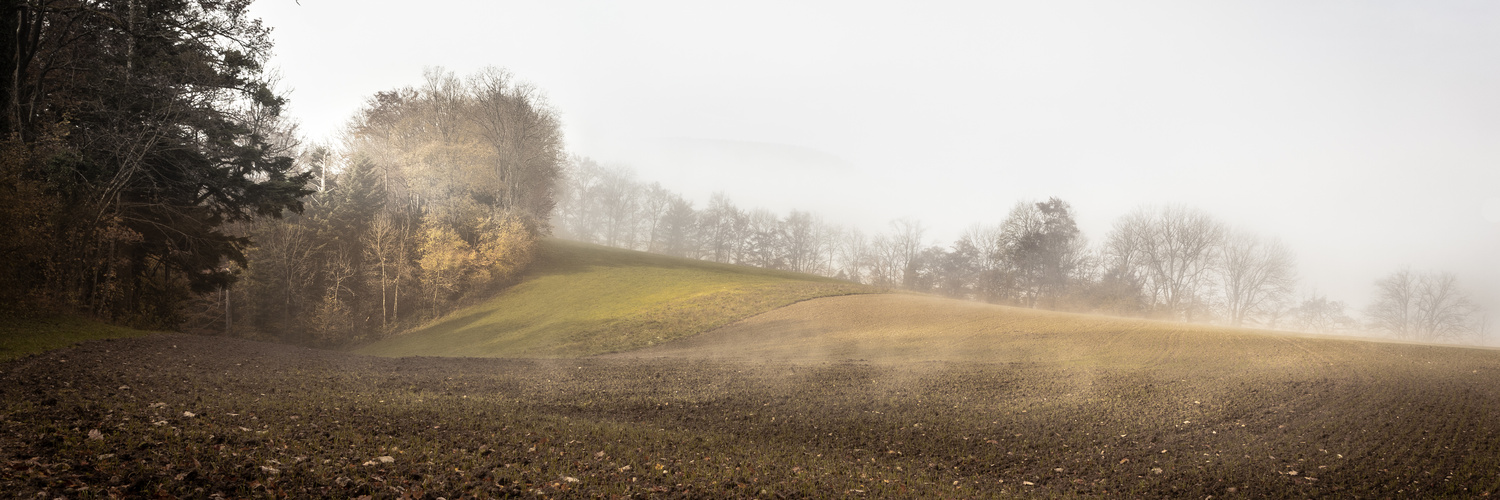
249;0;1500;316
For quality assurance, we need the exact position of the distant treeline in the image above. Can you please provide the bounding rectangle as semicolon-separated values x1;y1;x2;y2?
554;160;1488;342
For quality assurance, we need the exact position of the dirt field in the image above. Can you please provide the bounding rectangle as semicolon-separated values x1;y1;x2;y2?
4;325;1499;498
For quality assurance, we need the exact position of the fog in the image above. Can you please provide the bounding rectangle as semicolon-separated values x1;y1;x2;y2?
250;1;1499;327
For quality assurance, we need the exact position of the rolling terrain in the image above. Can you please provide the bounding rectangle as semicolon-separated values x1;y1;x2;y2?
3;241;1499;497
356;239;873;358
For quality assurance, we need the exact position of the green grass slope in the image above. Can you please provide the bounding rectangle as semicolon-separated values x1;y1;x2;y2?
0;315;154;361
356;239;873;358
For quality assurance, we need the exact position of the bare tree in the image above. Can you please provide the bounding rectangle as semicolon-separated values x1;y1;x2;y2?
640;183;675;253
1290;293;1356;334
836;228;871;283
553;156;606;243
1217;231;1297;327
362;215;398;328
466;67;565;221
1368;269;1417;338
701;193;740;263
743;208;784;269
595;166;641;248
1106;205;1225;321
783;210;821;274
1367;270;1480;341
890;219;927;289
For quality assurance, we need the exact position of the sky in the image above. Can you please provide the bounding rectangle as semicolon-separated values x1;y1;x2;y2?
247;0;1500;320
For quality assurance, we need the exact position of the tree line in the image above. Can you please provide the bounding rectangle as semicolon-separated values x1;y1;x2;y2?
555;160;1488;343
0;0;308;328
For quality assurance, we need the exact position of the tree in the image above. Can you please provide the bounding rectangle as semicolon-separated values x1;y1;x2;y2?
658;197;697;258
783;210;821;274
595;166;640;248
1217;232;1297;327
998;198;1084;308
1368;270;1479;341
640;182;676;253
0;0;312;325
1289;293;1356;334
417;225;473;318
890;219;926;289
701;193;741;263
554;156;606;243
465;67;565;224
1106;205;1225;321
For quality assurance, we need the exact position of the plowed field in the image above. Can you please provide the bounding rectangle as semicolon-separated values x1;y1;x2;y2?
5;314;1500;497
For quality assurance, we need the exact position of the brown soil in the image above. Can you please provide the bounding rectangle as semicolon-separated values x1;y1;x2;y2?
3;329;1499;498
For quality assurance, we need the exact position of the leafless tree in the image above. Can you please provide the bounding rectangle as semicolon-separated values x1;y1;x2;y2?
1217;231;1297;327
466;67;565;221
1367;269;1480;341
836;228;871;283
362;215;398;328
783;210;822;274
701;193;740;263
595;166;640;248
1106;205;1225;321
890;219;927;289
640;183;676;253
1290;293;1356;334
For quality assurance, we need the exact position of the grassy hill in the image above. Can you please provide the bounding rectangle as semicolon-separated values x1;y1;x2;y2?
355;239;873;358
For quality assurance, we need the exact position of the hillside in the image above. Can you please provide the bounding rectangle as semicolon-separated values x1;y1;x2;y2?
623;293;1467;367
355;239;873;358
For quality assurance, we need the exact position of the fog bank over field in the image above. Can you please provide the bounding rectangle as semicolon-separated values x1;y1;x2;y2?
250;1;1500;328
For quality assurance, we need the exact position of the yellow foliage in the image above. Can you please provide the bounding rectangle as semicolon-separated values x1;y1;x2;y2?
472;213;536;284
417;224;473;295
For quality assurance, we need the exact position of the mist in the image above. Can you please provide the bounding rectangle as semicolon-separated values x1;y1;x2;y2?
248;1;1499;338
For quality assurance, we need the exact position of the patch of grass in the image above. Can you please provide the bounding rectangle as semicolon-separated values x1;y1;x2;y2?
0;315;154;362
356;239;873;358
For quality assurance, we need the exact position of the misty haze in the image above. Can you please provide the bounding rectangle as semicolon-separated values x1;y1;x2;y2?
0;1;1497;497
